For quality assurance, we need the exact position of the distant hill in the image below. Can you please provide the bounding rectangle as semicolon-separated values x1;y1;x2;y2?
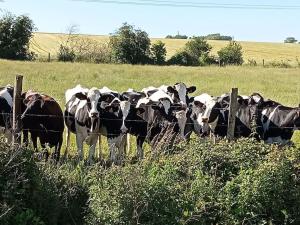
31;32;300;65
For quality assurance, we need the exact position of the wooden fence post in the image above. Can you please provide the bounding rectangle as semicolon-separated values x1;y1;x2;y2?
12;75;23;145
227;88;238;141
262;59;265;67
48;52;51;62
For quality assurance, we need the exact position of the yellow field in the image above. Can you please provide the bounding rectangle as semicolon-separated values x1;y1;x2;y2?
31;32;300;65
30;33;300;65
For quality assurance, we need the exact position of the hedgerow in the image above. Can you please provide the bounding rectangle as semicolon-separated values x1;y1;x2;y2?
1;137;300;225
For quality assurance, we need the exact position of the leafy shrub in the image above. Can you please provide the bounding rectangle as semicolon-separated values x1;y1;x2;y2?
284;37;297;43
167;50;196;66
267;60;292;68
86;162;186;225
57;44;76;62
198;54;219;66
0;139;89;225
218;41;244;66
223;152;300;224
247;59;257;66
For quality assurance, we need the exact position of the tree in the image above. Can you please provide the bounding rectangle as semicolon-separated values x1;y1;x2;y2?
284;37;297;43
0;13;35;60
184;38;212;66
217;41;244;66
150;41;166;65
109;23;151;64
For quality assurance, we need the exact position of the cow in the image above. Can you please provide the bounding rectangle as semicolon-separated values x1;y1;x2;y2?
0;85;14;142
134;89;188;156
196;93;261;139
249;93;300;145
21;91;64;162
64;85;101;164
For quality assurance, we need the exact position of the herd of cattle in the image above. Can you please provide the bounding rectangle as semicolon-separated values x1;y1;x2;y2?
0;83;299;164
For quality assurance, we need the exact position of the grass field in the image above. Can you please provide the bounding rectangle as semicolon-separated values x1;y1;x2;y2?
1;59;300;149
31;32;300;65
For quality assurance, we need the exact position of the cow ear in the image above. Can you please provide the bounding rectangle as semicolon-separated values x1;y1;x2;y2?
75;92;88;100
167;86;176;93
188;97;194;104
187;86;196;93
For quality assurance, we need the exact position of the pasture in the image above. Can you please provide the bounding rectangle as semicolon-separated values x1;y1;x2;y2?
32;32;300;65
0;59;300;149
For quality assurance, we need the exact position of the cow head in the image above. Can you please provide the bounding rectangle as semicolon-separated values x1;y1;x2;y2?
21;92;46;120
189;93;212;135
75;87;101;132
166;83;196;107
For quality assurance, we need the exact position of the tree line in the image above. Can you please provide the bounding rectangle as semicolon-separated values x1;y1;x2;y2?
0;13;243;66
58;23;243;66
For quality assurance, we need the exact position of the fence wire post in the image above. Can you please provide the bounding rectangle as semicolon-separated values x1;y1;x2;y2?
12;75;23;145
227;88;238;141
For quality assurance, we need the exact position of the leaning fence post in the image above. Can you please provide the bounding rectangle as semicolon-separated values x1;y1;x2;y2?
227;88;238;141
12;75;23;145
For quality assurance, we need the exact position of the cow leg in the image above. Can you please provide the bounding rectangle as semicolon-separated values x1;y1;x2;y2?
63;128;71;159
87;135;98;165
126;134;130;155
54;134;63;163
97;134;102;160
136;136;145;160
31;133;38;151
75;133;84;161
4;128;12;143
23;130;29;147
108;137;118;165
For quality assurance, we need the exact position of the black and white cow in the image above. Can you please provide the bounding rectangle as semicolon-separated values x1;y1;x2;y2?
196;93;261;139
21;91;64;162
249;93;300;144
0;85;13;142
64;85;101;163
134;89;188;155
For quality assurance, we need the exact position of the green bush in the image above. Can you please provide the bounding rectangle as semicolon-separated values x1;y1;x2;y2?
218;41;244;66
0;139;89;225
57;44;76;62
1;138;300;225
167;50;196;66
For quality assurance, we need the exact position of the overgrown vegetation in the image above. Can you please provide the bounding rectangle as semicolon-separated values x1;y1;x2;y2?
1;138;300;225
0;13;36;60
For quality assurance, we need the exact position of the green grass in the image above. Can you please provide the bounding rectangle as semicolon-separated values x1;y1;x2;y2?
32;32;300;65
0;59;299;149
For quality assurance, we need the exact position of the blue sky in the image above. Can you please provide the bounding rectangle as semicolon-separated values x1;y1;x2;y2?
0;0;299;42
